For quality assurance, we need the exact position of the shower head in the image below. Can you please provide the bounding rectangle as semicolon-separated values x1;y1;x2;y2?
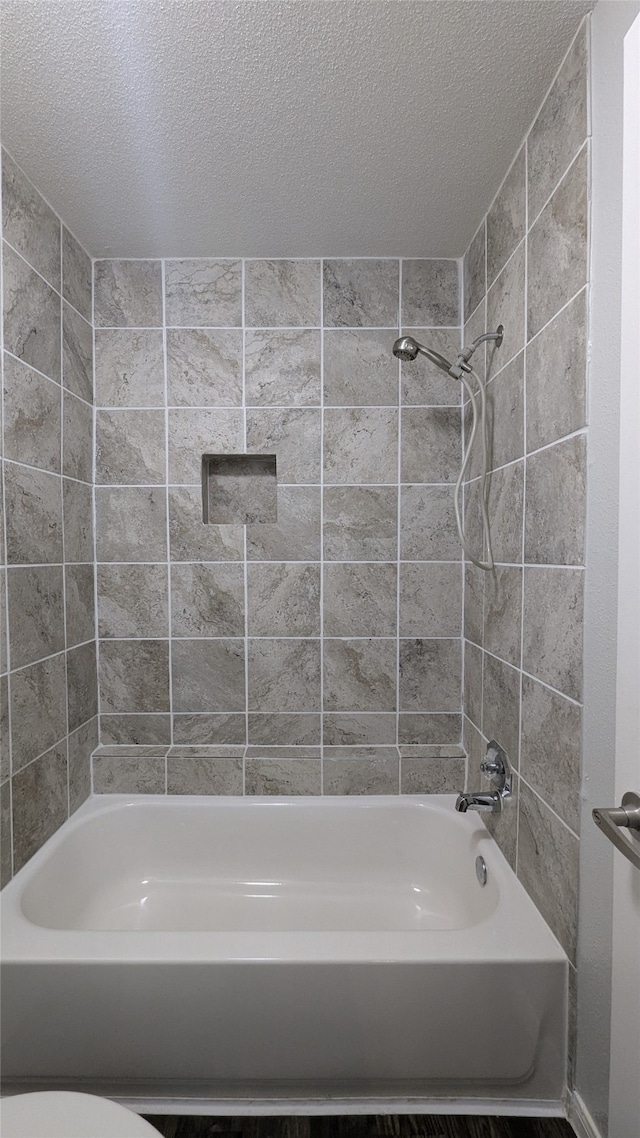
392;336;453;374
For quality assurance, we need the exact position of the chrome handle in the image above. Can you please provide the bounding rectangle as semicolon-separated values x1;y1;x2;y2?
592;791;640;871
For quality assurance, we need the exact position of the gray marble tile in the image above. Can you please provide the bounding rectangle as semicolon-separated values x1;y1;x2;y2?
324;407;398;484
323;486;397;561
484;566;522;667
171;563;244;637
245;758;321;796
93;753;166;795
400;485;459;560
0;571;6;673
4;464;63;565
1;779;12;887
521;675;581;833
487;351;524;471
400;327;462;407
246;486;321;562
401;754;466;794
96;409;166;485
402;260;458;327
168;486;244;562
245;259;321;326
168;744;244;757
100;714;171;746
248;639;320;712
94;744;170;758
324;754;399;796
63;393;93;483
525;434;586;565
323;329;398;407
528;26;588;223
323;260;399;327
168;408;244;485
464;563;484;646
94;259;162;328
400;743;464;757
324;563;396;637
523;567;583;701
464;640;482;730
10;653;67;771
95;487;167;562
63;303;93;403
399;638;461;712
12;743;68;871
399;562;461;638
322;713;396;746
62;227;91;321
518;782;579;962
324;638;396;713
245;329;320;407
3;355;61;473
248;563;320;637
205;454;277;525
172;638;245;713
528;148;588;339
167;756;243;796
246;408;321;484
486;240;525;370
98;564;169;638
8;565;65;669
68;718;98;814
173;713;246;745
482;652;520;768
67;641;98;731
99;639;170;714
398;712;461;745
3;243;61;381
463;715;484;788
526;290;587;452
167;328;243;407
62;479;94;563
246;746;320;759
165;259;242;326
2;152;60;287
248;714;321;746
94;329;165;408
401;407;462;484
65;563;95;648
485;460;524;564
463;222;485;322
487;146;526;287
0;676;9;785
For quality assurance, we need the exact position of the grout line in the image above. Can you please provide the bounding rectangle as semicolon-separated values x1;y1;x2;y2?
0;159;16;878
319;257;325;790
241;258;249;787
515;140;531;876
59;219;72;822
395;260;402;759
2;236;63;297
161;260;173;781
518;771;581;843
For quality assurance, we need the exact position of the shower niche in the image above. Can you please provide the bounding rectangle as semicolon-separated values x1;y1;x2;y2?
201;453;278;525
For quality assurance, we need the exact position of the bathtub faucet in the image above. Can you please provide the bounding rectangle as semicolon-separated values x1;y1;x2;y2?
455;741;512;816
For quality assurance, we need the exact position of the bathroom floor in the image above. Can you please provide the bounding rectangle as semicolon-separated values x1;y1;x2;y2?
144;1114;575;1137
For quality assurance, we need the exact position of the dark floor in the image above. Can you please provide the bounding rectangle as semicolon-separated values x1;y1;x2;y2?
144;1114;575;1138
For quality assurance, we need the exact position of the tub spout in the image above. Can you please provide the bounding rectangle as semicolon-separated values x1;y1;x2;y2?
455;791;502;815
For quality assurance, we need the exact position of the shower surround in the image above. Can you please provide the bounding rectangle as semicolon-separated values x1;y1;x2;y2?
92;254;466;794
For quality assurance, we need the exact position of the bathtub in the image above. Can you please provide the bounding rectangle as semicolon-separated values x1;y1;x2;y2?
0;795;568;1114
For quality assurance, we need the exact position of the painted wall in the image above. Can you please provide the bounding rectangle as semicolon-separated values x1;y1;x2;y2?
0;150;98;884
460;21;589;1081
91;257;469;795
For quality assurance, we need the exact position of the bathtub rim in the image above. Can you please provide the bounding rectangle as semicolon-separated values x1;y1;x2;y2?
0;793;568;967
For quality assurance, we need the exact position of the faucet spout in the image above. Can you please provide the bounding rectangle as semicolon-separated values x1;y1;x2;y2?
455;791;502;815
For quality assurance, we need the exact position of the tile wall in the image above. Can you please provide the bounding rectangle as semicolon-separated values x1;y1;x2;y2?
461;23;588;1068
0;150;97;884
92;255;469;795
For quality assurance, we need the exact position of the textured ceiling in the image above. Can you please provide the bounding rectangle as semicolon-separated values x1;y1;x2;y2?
0;0;594;258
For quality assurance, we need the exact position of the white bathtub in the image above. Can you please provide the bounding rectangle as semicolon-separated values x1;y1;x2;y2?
0;795;568;1113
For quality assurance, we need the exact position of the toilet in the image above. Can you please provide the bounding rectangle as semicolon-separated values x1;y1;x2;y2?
0;1091;159;1137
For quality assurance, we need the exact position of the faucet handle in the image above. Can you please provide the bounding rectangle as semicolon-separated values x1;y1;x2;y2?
479;742;511;796
480;759;502;776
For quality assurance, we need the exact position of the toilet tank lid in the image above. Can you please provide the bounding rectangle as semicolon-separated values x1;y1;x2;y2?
0;1091;159;1138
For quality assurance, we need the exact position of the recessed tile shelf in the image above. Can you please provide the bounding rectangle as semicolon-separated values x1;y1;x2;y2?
202;453;278;524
